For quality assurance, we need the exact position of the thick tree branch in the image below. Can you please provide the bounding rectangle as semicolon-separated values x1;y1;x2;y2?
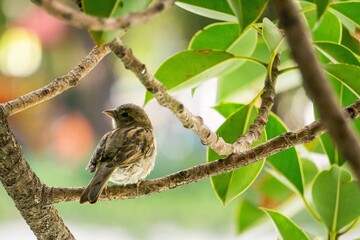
48;100;360;203
234;54;280;152
0;111;74;239
108;38;234;156
31;0;175;30
0;44;110;116
274;0;360;180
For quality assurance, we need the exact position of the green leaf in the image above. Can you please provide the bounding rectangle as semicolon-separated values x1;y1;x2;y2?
315;42;360;66
313;11;342;43
227;0;269;31
213;103;243;118
215;103;304;195
301;159;319;185
324;64;360;97
237;200;265;233
175;0;236;22
300;1;318;30
266;113;304;195
208;104;265;204
146;50;239;104
330;1;360;29
301;3;342;43
257;173;293;202
189;23;258;57
341;27;360;55
262;18;286;53
262;208;310;240
218;61;267;100
312;165;360;232
82;0;151;45
218;39;269;100
320;133;345;165
314;0;330;20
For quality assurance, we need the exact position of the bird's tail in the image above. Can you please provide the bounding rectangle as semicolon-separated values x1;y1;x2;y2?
79;165;115;204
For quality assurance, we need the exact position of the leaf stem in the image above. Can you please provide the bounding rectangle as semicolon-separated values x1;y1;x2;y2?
278;66;299;74
235;56;268;68
301;195;321;222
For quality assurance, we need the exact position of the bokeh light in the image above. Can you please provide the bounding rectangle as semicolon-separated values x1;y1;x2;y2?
0;27;42;77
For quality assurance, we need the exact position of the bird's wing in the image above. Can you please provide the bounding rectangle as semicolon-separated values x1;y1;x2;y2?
85;131;112;173
104;126;155;168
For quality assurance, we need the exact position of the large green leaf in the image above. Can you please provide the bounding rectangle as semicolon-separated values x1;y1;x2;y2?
208;104;265;204
262;208;310;240
312;165;360;232
266;113;304;195
330;1;360;29
189;23;258;57
227;0;269;31
215;103;304;195
175;0;236;22
82;0;151;45
315;42;360;66
146;50;240;103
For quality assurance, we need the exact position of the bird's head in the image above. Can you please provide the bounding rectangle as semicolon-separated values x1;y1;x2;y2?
103;103;153;129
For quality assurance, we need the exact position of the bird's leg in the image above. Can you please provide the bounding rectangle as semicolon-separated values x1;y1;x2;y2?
136;180;143;196
103;185;109;200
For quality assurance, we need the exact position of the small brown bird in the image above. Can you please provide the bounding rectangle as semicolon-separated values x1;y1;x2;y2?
79;103;156;204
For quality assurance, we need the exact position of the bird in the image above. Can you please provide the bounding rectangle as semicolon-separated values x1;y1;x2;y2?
79;103;156;204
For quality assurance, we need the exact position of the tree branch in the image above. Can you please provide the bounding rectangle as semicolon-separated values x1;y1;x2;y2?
274;0;360;180
47;100;360;203
108;37;234;156
0;111;74;239
31;0;175;30
234;54;280;152
0;44;110;116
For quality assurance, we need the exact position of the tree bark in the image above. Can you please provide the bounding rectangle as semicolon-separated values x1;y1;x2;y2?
0;109;74;239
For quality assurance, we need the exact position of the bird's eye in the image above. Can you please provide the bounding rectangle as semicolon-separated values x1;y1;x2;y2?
121;112;129;117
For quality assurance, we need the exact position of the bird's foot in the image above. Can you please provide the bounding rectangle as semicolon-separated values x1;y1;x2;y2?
136;180;143;196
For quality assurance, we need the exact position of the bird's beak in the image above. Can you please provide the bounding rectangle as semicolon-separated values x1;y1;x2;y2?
102;109;115;118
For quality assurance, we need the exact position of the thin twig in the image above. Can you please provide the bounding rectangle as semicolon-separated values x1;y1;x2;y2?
31;0;175;30
234;54;280;152
47;100;360;203
275;0;360;180
0;45;110;116
108;37;234;156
